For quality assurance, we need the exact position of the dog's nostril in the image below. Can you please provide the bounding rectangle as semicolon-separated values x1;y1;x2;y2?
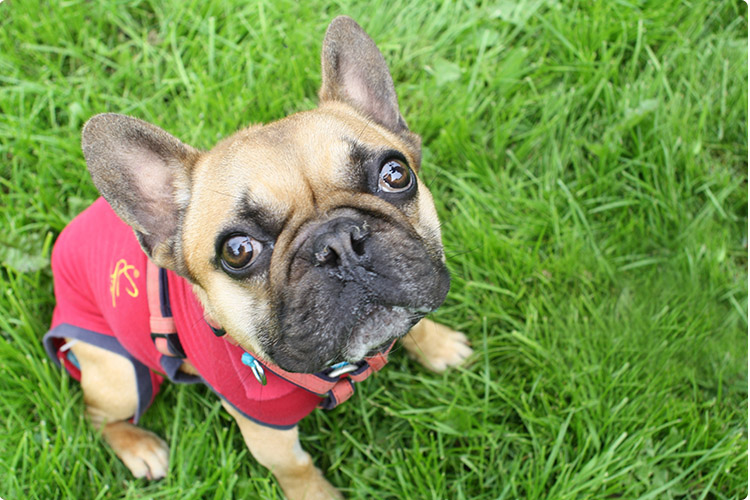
350;236;365;256
315;245;338;265
312;221;369;267
350;225;368;256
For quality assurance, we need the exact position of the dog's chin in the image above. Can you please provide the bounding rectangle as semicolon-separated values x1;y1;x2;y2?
267;303;429;374
341;305;424;363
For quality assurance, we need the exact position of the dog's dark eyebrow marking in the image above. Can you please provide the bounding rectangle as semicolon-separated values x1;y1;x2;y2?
238;193;288;237
347;139;370;164
345;138;375;192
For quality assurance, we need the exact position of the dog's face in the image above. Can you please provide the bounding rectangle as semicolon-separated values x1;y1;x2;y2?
182;104;450;372
81;17;449;373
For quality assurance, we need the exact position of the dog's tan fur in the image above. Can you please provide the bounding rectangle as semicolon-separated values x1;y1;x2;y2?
68;340;169;480
67;17;472;499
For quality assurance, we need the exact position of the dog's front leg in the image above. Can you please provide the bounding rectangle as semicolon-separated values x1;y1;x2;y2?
222;402;343;500
69;339;169;479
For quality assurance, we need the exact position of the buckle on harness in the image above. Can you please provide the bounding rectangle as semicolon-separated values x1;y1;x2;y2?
241;352;267;386
325;361;359;378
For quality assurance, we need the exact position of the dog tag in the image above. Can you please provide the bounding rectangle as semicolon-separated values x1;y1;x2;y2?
241;352;267;386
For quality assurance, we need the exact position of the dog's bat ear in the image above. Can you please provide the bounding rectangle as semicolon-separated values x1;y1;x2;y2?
82;113;200;270
319;16;408;133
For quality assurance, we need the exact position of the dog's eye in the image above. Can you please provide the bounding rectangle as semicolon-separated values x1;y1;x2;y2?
378;159;413;193
221;234;262;270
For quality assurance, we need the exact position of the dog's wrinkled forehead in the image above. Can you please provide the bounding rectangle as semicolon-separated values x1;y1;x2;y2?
189;106;419;227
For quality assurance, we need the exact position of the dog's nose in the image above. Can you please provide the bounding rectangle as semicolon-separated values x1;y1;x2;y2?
312;217;370;267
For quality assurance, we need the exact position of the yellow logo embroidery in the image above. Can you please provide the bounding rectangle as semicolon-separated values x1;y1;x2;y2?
110;259;140;308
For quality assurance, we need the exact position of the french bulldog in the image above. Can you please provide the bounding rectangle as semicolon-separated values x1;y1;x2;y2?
44;16;472;499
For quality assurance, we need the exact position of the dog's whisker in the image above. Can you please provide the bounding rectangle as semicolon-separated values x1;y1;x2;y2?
354;117;375;144
444;246;480;260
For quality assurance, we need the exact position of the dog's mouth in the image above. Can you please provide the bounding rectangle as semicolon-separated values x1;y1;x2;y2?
266;303;427;373
339;304;425;363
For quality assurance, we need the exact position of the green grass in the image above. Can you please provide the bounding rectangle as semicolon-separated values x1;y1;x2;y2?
0;0;747;498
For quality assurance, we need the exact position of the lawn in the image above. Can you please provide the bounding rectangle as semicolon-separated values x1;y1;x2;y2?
0;0;747;498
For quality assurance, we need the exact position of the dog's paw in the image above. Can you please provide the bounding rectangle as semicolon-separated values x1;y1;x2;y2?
401;319;473;373
281;467;344;500
102;421;169;480
416;326;473;373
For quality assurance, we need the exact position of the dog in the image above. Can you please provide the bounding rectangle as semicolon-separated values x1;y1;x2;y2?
43;16;472;499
